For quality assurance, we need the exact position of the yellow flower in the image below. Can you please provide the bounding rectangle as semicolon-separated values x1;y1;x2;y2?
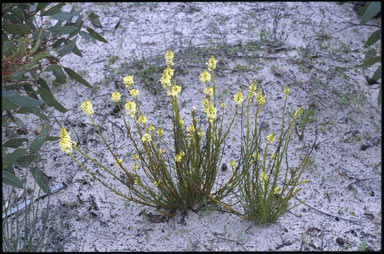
273;187;281;194
284;86;289;96
138;114;147;125
198;130;203;137
159;148;165;154
165;50;174;66
169;85;181;97
229;159;236;168
260;171;267;182
302;179;309;184
132;163;138;172
175;154;182;162
130;89;139;98
204;87;213;96
141;133;152;143
252;152;260;161
200;69;211;82
124;101;137;118
202;97;209;112
179;118;184;126
207;56;217;72
123;75;134;88
180;151;185;157
133;154;139;160
165;66;174;79
271;153;275;160
206;103;217;123
154;180;160;187
249;80;257;92
255;90;266;106
188;124;195;134
114;157;122;165
149;125;155;132
81;100;94;116
234;90;244;106
157;128;164;137
59;126;76;154
160;72;171;88
294;107;304;119
220;103;226;109
267;133;276;143
111;91;121;102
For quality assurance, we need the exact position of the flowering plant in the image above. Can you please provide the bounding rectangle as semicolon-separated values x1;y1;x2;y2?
59;51;242;212
231;84;316;224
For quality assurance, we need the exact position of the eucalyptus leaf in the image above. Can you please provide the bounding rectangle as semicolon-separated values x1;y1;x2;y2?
30;167;51;194
2;171;23;189
4;148;27;166
41;3;65;16
48;25;78;36
365;29;381;47
3;138;28;148
372;66;381;82
86;27;108;43
30;125;49;153
2;89;44;108
63;67;92;88
18;154;40;167
2;41;14;57
38;86;68;113
360;2;381;24
355;56;381;68
3;23;31;35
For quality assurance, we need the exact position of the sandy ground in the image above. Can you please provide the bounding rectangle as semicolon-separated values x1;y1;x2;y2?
3;2;381;251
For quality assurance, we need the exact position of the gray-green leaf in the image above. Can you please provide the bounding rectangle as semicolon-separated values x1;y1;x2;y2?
63;67;92;88
2;171;24;189
30;167;51;194
30;125;49;153
3;138;28;148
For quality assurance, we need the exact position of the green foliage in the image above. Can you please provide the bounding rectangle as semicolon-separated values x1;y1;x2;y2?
355;2;381;107
2;181;51;252
2;3;107;191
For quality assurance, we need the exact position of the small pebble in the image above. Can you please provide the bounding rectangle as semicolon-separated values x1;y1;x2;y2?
221;163;228;171
336;237;345;246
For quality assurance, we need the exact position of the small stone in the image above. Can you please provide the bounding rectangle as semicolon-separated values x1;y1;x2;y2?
221;163;228;171
336;237;345;246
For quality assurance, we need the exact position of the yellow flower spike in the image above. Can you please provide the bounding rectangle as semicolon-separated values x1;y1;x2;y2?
124;101;137;118
207;55;217;72
138;114;147;125
300;200;306;204
252;152;260;161
123;75;134;88
165;50;174;66
249;80;257;92
133;154;139;160
111;91;121;102
220;103;226;109
198;130;204;137
81;100;94;116
59;126;76;154
302;179;309;184
256;89;263;101
159;148;165;154
234;90;244;106
141;133;152;143
170;85;181;97
149;125;155;132
284;86;290;96
165;66;174;78
204;87;213;96
271;153;275;160
179;118;184;126
188;124;195;134
157;128;164;137
130;89;139;98
229;159;236;168
175;154;182;162
267;133;276;143
206;104;217;123
273;187;281;194
260;171;267;182
160;72;171;88
180;151;185;157
200;69;211;82
132;163;138;172
154;180;160;187
294;107;304;119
